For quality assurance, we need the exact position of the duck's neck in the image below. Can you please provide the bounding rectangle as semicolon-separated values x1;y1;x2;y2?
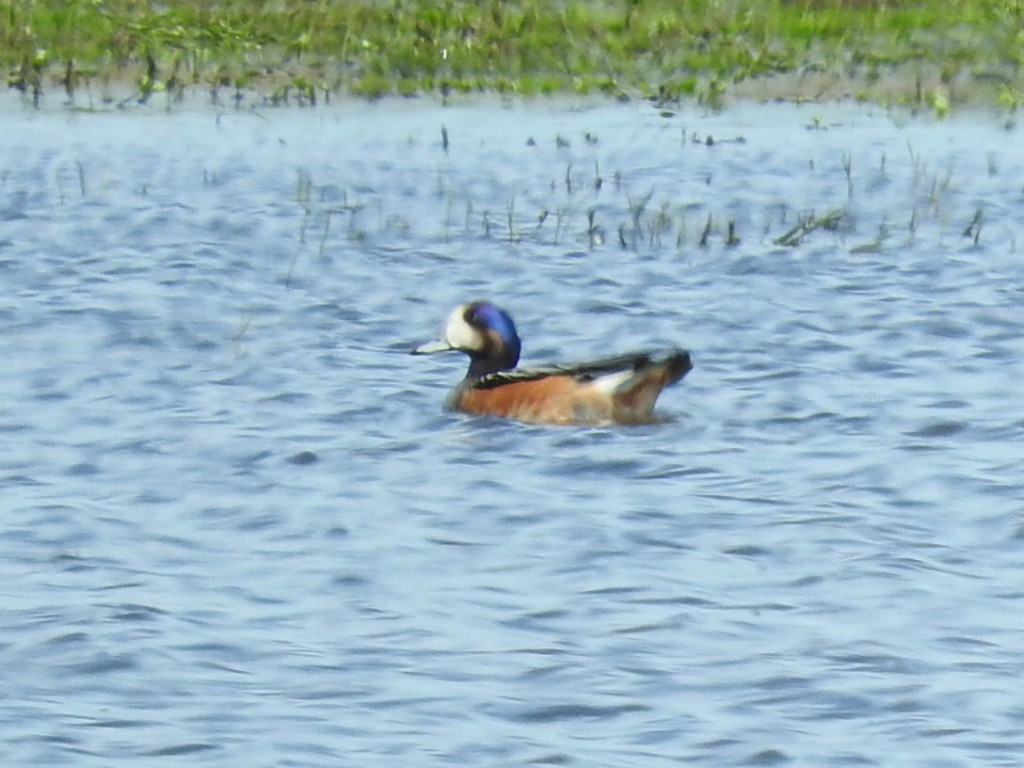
466;350;517;379
467;356;501;379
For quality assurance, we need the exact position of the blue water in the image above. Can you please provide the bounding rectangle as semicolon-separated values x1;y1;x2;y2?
1;93;1022;767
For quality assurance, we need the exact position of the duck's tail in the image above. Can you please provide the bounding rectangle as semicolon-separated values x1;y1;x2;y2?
608;349;692;423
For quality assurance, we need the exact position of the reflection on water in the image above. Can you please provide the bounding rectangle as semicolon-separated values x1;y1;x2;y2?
1;94;1022;767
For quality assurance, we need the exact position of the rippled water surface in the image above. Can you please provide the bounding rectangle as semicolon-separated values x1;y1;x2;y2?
2;93;1022;767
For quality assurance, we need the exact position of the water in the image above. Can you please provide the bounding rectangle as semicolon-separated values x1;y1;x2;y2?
1;93;1022;767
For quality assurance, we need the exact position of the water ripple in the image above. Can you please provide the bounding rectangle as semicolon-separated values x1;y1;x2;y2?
1;96;1021;768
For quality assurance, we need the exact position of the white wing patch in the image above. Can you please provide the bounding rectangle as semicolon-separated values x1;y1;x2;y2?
589;369;635;395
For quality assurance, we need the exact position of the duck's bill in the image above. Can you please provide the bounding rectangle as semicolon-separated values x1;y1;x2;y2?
411;339;453;355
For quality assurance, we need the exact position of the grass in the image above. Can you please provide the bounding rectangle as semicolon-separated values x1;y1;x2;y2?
2;0;1023;108
281;133;994;263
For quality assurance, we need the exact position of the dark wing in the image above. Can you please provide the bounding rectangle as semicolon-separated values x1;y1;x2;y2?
469;366;564;390
552;351;657;380
470;349;688;390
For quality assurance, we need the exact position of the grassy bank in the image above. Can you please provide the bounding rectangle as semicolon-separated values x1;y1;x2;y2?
3;0;1023;109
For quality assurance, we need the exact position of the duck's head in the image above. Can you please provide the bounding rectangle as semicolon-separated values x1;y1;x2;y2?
412;301;521;378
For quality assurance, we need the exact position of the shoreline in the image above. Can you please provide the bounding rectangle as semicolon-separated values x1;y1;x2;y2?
8;65;1019;119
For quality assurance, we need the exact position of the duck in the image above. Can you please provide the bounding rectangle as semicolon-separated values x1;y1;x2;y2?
412;301;691;426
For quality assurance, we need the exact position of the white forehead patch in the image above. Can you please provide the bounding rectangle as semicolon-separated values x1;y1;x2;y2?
444;304;485;351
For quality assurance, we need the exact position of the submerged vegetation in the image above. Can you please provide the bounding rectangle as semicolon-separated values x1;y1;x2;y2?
2;0;1023;108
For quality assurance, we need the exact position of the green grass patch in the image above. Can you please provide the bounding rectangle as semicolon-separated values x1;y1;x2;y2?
3;0;1023;108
